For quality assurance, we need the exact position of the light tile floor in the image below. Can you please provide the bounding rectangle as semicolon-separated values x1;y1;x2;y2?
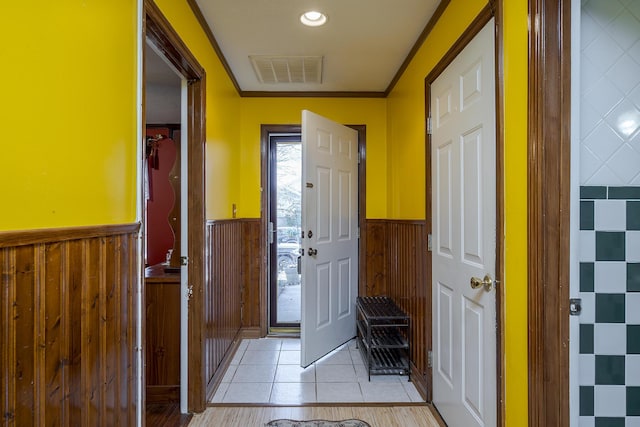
211;337;424;404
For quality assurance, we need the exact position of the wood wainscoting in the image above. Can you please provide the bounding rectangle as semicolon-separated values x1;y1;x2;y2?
203;219;430;402
361;220;429;399
204;219;262;399
240;219;262;331
0;224;139;426
145;265;181;403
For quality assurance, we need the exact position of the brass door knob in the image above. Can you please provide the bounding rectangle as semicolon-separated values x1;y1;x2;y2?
470;274;495;292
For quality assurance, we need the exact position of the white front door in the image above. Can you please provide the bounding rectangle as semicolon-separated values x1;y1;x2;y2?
300;110;359;367
431;19;497;427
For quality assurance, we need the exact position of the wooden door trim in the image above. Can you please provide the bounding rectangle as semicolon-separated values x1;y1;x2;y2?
527;0;571;425
260;124;366;336
424;4;505;424
144;0;207;413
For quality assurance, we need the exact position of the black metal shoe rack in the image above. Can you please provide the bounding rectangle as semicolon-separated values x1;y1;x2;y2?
356;296;410;381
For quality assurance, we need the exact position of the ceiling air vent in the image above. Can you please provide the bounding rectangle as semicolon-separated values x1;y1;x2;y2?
249;55;323;84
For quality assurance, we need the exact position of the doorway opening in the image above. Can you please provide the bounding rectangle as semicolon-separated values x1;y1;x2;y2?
143;0;207;414
143;42;184;415
268;133;303;331
260;124;367;338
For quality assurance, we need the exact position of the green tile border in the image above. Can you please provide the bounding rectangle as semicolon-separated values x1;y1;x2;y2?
628;325;640;354
581;201;595;230
580;323;594;354
594;417;625;427
581;262;594;292
581;186;607;199
595;232;625;262
608;187;640;200
629;263;640;292
595;293;626;323
628;201;640;230
595;355;625;385
628;387;640;416
580;385;594;416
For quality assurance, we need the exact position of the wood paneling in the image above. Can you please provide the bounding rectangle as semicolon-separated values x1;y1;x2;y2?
0;224;138;426
203;219;263;399
204;220;242;398
240;219;262;329
203;218;430;401
145;265;181;403
361;220;429;398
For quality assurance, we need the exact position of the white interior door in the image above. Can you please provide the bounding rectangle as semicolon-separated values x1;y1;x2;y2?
431;19;496;427
300;110;359;367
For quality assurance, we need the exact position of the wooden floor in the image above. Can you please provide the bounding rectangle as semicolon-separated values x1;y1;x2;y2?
146;403;192;427
188;405;440;426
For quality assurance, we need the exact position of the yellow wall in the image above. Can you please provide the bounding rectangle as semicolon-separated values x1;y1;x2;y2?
2;0;529;419
1;1;138;231
387;0;488;219
0;0;242;229
239;98;388;219
386;0;529;422
154;0;242;221
501;0;529;423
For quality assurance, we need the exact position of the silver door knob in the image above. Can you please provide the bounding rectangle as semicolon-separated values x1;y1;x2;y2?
470;274;494;292
308;248;318;256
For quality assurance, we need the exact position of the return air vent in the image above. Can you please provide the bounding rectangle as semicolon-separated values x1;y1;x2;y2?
249;55;323;84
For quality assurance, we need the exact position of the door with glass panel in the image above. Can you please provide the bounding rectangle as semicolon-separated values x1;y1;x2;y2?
269;134;303;330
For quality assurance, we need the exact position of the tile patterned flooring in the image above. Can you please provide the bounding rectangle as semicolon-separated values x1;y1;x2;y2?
211;338;424;404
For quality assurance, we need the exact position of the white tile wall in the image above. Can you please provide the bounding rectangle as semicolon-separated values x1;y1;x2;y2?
580;0;640;185
594;385;626;416
627;355;640;385
594;199;627;229
594;261;626;292
593;323;627;354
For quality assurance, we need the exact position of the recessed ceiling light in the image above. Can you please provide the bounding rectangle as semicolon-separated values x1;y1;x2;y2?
300;11;327;27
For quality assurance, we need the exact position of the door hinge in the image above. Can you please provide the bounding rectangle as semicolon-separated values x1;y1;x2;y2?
268;221;275;244
186;285;193;300
358;150;361;164
180;256;189;266
569;298;582;316
427;233;432;252
356;227;360;239
427;117;432;135
427;350;433;368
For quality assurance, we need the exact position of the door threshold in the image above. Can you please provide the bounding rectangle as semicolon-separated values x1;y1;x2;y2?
268;327;300;337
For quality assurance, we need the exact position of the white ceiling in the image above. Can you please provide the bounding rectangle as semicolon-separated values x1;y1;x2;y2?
145;44;182;87
194;0;440;93
145;46;182;123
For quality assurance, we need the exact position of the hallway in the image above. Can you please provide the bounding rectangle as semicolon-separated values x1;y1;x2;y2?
211;338;423;404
